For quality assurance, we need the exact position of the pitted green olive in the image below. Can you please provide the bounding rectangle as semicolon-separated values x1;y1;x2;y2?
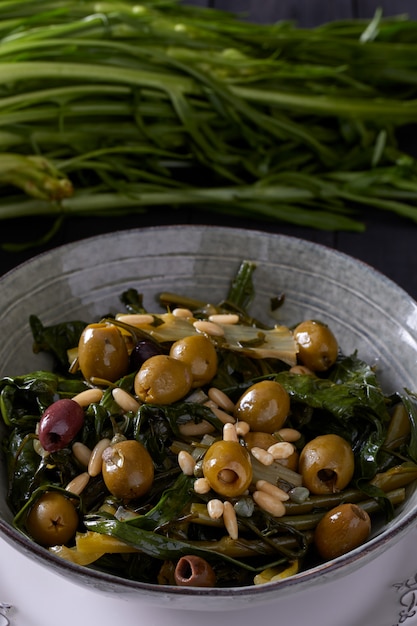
26;491;79;547
202;440;252;498
293;320;338;372
134;354;193;404
78;322;129;383
233;380;290;434
102;439;154;500
169;334;218;387
314;503;371;560
299;434;354;494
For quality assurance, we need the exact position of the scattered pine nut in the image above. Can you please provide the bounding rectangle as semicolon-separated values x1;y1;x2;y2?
277;428;302;443
204;401;235;424
33;439;47;458
253;490;286;517
72;441;92;467
178;420;215;437
112;387;141;413
223;501;238;540
178;450;196;476
88;438;112;477
207;499;224;520
235;421;250;436
207;387;235;413
223;422;238;442
250;446;274;466
267;441;295;460
172;307;194;319
116;313;155;326
256;479;290;502
193;320;225;337
66;471;90;495
194;477;211;494
208;313;239;325
72;388;104;407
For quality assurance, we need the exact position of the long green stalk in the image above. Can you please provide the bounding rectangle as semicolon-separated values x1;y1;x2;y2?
1;1;417;246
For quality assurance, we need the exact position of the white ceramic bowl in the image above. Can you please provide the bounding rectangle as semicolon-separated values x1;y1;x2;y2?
1;225;417;612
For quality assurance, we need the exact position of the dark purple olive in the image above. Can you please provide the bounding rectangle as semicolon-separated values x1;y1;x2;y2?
174;555;216;587
38;399;84;453
129;339;163;371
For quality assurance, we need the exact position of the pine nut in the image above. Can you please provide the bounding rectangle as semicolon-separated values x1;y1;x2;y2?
208;313;239;325
251;446;274;466
172;307;194;319
116;314;155;326
207;387;235;413
178;450;196;476
66;471;90;495
194;477;211;494
268;441;295;460
178;420;215;437
33;439;47;457
204;401;235;424
193;320;225;337
223;501;238;540
223;422;238;442
256;479;290;502
277;428;302;443
235;421;250;436
72;388;104;406
207;499;224;520
112;387;141;413
253;490;286;517
72;441;92;467
88;438;112;477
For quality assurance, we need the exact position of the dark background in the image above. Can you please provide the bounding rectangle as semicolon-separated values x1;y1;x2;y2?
1;0;417;301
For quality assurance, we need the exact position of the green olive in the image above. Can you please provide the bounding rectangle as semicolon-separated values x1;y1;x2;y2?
202;440;252;498
233;380;290;434
276;448;299;472
293;320;338;372
244;431;299;471
169;334;218;387
102;439;154;500
78;322;129;383
134;354;193;404
299;434;355;495
26;491;79;547
244;431;277;451
314;503;371;560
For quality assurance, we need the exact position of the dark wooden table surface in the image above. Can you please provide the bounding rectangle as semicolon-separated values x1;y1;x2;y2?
1;0;417;301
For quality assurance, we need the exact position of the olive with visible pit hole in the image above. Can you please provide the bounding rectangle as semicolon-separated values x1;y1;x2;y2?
202;439;252;498
38;398;84;453
299;434;354;495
